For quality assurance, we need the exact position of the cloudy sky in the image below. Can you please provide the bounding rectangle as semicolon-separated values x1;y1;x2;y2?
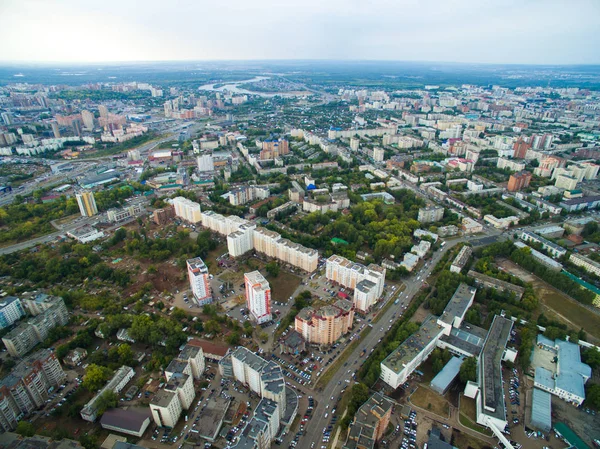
0;0;598;64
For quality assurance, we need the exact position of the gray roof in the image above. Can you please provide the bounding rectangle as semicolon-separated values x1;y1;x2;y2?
556;340;591;380
438;283;476;326
480;315;513;421
556;371;585;399
100;408;151;432
530;388;552;432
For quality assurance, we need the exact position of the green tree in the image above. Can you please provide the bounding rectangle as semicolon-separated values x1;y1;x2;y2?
204;320;221;334
583;347;600;369
459;357;477;383
265;261;280;277
82;364;112;392
226;332;241;345
117;344;134;365
15;421;35;437
586;384;600;409
95;390;118;417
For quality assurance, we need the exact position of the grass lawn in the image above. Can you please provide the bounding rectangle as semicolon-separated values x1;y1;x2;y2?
451;429;491;449
410;386;450;418
204;243;227;272
315;328;371;390
458;394;493;436
498;259;600;342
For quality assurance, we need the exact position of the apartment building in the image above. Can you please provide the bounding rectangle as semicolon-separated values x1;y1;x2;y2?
197;154;214;172
201;211;249;236
0;349;66;432
150;389;182;428
80;366;134;422
186;257;212;306
0;297;25;330
244;271;272;324
343;392;393;449
224;185;269;206
497;157;526;172
461;217;483;234
2;297;69;357
507;171;532;192
417;206;444;224
153;206;175;225
295;299;354;345
229;347;287;420
518;231;567;259
450;246;472;273
569;253;600;277
227;223;256;257
326;255;386;313
253;227;318;272
76;191;98;217
173;197;202;224
260;139;289;160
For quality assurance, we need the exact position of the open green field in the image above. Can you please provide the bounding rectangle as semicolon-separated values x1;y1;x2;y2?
410;386;450;417
498;259;600;342
459;394;493;436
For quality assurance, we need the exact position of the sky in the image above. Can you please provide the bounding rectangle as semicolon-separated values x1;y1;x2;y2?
0;0;599;65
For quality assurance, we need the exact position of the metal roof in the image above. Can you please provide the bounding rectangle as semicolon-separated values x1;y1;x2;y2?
430;357;463;394
530;388;552;432
534;367;554;390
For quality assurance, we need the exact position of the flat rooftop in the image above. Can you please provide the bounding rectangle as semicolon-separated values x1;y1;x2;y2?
197;396;231;441
480;315;513;421
438;283;476;327
382;315;443;374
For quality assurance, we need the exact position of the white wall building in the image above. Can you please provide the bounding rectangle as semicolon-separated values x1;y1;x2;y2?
173;197;202;223
186;257;211;305
197;154;214;172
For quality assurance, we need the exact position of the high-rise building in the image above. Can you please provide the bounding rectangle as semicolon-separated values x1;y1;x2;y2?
513;138;531;159
98;105;109;119
72;119;82;137
76;191;98;217
0;349;66;432
295;300;354;345
244;271;272;324
260;139;289;160
1;112;13;126
187;257;211;305
153;206;175;225
51;121;61;138
0;297;25;330
81;110;95;130
197;154;214;172
173;197;202;223
507;171;532;192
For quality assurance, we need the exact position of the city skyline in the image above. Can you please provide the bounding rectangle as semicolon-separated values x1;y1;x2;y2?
0;0;599;65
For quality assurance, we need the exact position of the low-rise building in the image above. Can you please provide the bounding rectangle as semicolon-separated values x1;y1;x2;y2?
418;206;444;224
66;225;105;243
569;253;600;277
100;408;151;437
450;246;472;273
467;270;525;300
519;231;567;259
514;242;563;271
461;217;483;234
81;366;135;422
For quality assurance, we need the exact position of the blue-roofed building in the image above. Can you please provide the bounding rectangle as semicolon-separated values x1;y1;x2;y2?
532;337;591;406
534;367;554;390
430;357;463;395
530;388;552;432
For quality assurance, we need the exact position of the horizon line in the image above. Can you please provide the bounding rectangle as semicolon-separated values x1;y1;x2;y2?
0;58;599;67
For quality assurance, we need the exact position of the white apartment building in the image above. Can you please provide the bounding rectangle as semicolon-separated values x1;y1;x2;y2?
186;257;211;305
76;191;98;217
173;197;202;223
497;158;526;172
227;223;257;257
201;211;249;236
107;203;144;222
197;154;214;172
164;373;195;410
569;253;600;277
253;227;318;272
483;214;519;229
244;271;272;324
0;297;25;330
326;255;386;312
150;390;182;428
554;174;578;190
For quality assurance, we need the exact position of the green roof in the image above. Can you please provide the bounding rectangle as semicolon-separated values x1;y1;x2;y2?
331;238;349;245
562;270;600;296
553;422;591;449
